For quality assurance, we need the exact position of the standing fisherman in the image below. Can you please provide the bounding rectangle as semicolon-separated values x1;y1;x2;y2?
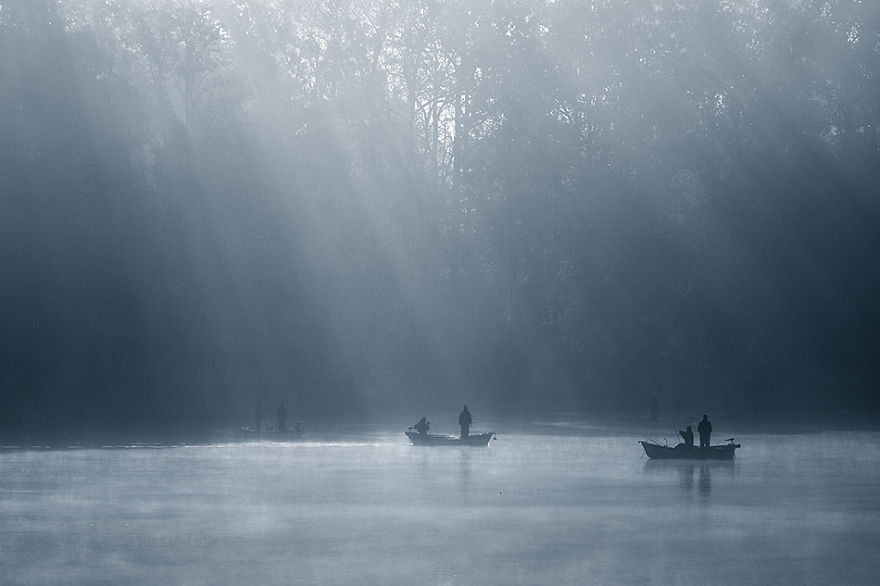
698;414;712;448
458;405;472;439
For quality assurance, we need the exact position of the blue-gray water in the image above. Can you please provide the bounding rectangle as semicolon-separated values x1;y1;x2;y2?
2;428;878;585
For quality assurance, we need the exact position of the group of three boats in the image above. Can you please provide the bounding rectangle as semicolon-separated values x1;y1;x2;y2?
241;421;741;460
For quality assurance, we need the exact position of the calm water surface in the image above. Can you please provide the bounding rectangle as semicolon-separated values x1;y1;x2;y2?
1;427;878;585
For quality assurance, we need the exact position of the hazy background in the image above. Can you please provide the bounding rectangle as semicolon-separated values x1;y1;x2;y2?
1;0;877;438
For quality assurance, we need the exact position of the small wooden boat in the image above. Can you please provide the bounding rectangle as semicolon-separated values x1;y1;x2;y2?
405;431;495;446
640;438;740;460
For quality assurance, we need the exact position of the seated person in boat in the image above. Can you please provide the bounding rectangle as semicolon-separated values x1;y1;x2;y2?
678;425;694;448
411;417;430;435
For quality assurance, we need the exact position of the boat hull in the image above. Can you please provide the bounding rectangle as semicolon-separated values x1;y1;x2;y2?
640;441;739;460
405;431;494;446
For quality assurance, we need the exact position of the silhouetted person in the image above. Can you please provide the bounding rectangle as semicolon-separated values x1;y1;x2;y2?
458;405;472;439
679;425;694;448
254;400;264;433
276;402;288;432
698;414;712;448
411;417;430;435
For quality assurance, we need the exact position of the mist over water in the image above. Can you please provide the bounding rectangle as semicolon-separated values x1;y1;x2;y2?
1;427;878;585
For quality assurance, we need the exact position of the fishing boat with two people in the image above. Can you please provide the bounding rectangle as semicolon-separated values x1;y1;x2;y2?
641;414;740;459
405;406;495;446
639;437;740;459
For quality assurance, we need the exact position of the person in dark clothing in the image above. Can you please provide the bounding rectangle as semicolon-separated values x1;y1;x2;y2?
411;417;430;435
698;414;712;448
276;402;289;432
679;425;694;448
458;405;472;439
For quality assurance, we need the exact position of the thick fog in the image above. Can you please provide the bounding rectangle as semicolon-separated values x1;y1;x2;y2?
1;0;877;436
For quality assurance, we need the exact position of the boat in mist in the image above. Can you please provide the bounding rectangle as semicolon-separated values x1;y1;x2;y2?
640;438;740;460
239;426;304;441
405;431;495;446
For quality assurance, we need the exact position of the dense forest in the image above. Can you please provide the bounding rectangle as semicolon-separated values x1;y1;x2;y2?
1;0;878;434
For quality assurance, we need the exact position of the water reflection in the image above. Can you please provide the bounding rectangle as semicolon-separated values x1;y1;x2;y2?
678;462;695;490
459;450;471;483
698;463;712;501
643;460;736;503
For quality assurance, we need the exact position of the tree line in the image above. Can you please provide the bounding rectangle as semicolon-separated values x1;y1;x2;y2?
1;0;877;433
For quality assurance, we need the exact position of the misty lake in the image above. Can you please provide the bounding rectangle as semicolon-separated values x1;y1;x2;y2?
1;426;878;585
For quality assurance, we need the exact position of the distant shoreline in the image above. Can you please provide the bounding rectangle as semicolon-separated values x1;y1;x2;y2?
2;414;878;451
